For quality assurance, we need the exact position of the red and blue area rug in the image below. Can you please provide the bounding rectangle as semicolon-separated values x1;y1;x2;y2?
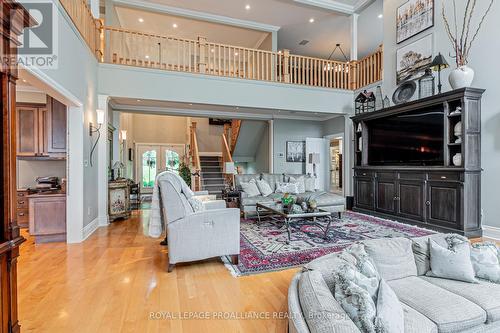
223;211;435;277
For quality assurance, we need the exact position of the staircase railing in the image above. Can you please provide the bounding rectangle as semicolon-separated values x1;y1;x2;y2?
221;129;234;188
230;120;242;155
351;45;383;89
189;122;202;191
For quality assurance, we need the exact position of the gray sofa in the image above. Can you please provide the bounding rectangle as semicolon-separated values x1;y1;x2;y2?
288;234;500;333
235;173;346;218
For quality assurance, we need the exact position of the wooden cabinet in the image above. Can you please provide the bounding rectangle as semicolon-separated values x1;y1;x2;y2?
375;174;397;214
426;181;462;230
28;194;66;243
16;97;66;159
354;176;374;210
397;179;425;221
16;190;29;228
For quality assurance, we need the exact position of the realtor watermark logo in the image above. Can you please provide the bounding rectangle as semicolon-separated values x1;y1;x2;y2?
4;1;58;69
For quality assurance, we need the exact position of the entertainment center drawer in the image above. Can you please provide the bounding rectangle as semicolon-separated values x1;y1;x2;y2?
428;173;462;181
399;172;425;180
355;170;374;178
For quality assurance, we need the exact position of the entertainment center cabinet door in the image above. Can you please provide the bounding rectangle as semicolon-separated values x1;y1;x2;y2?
426;181;462;230
375;178;397;214
355;177;375;210
397;180;425;221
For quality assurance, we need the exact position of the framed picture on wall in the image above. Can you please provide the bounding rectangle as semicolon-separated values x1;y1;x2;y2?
396;0;434;44
396;34;433;84
286;141;305;162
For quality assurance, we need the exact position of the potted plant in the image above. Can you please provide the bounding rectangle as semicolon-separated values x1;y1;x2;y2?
442;0;494;89
179;162;191;187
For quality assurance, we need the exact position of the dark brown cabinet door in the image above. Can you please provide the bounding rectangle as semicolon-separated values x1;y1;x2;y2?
47;97;67;155
426;181;462;229
16;107;39;156
355;177;375;210
397;180;425;221
376;180;397;214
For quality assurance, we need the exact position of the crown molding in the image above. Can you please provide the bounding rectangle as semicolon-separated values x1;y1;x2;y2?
294;0;375;14
353;0;376;13
112;0;280;32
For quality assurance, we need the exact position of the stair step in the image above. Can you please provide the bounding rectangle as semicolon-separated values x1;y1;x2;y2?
200;156;221;161
203;178;225;185
202;172;223;178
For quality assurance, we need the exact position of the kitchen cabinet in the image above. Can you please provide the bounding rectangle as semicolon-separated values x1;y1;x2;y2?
16;97;66;159
16;190;29;228
28;193;66;243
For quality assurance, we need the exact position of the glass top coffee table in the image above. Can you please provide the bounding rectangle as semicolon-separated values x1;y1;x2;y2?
256;202;334;244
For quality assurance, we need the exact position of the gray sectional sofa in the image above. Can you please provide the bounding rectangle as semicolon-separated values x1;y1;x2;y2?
288;234;500;333
234;173;346;218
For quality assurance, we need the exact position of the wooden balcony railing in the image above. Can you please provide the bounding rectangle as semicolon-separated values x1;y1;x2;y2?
102;26;382;90
59;0;103;59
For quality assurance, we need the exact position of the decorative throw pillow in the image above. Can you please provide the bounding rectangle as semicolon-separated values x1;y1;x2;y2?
256;179;273;197
426;239;478;283
275;182;299;194
304;176;316;192
471;242;500;283
188;197;205;212
240;179;260;197
289;176;306;193
376;279;404;333
334;262;378;333
346;243;380;280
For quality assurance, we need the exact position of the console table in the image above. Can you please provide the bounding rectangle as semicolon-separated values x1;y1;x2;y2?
351;88;484;237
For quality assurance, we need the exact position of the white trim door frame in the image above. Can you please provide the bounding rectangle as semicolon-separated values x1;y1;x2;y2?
324;133;345;196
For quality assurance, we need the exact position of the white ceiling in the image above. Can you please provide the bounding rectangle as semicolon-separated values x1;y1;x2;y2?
109;97;342;121
110;0;383;60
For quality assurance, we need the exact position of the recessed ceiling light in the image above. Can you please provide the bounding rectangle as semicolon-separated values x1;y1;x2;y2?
138;18;144;23
378;14;383;19
245;4;251;10
172;23;178;28
309;18;315;23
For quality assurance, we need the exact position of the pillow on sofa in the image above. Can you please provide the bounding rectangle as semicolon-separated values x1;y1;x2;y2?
289;176;306;193
304;176;316;192
188;197;205;212
240;179;260;197
275;182;299;194
256;179;273;197
471;242;500;283
376;279;404;333
346;243;380;280
426;239;478;283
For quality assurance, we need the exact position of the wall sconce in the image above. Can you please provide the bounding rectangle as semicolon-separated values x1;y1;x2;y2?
89;109;105;167
121;130;127;142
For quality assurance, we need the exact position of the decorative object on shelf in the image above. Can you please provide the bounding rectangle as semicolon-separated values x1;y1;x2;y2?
430;53;449;94
375;85;384;110
357;123;362;132
355;90;376;114
397;0;434;44
453;153;463;167
392;80;417;105
358;138;363;152
308;153;320;178
418;68;435;99
89;109;105;167
442;0;494;89
111;161;125;180
454;121;463;143
450;106;462;116
286;141;306;162
383;96;391;108
396;34;433;84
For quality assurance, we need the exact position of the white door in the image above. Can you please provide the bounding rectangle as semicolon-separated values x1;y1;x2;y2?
305;138;329;191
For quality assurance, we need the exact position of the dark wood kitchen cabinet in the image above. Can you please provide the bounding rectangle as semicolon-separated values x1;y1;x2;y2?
16;97;66;159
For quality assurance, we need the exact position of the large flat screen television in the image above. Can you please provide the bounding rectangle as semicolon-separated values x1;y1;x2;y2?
368;107;444;166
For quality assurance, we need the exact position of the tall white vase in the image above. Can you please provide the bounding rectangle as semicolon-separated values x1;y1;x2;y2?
449;66;475;89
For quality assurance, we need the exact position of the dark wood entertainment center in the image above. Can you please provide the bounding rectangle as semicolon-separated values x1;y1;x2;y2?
351;88;484;237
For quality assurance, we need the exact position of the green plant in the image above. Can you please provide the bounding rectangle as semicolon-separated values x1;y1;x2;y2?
179;163;191;187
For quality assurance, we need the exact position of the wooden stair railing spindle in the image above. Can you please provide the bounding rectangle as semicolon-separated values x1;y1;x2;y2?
190;122;202;191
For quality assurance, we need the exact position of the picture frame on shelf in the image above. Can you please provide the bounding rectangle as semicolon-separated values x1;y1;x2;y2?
396;0;434;44
396;33;433;85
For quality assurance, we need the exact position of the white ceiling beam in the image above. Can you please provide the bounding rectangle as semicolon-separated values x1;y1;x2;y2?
293;0;354;15
353;0;376;13
112;0;280;33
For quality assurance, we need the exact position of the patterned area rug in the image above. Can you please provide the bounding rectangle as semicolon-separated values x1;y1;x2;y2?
223;211;435;277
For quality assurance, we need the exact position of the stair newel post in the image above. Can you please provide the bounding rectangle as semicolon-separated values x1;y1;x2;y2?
283;49;291;83
198;36;208;74
349;60;358;90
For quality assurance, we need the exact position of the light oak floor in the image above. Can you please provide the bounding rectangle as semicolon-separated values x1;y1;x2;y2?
17;208;297;333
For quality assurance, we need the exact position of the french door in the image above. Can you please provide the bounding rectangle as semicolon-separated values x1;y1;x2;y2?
136;144;186;193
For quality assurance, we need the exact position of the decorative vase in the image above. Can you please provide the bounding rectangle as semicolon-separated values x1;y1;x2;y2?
452;153;462;167
375;85;384;110
449;66;475;89
358;138;362;152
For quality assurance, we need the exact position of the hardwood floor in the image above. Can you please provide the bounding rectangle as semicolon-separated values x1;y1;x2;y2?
17;208;298;333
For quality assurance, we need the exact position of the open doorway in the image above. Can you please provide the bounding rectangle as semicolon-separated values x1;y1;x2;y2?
328;135;343;195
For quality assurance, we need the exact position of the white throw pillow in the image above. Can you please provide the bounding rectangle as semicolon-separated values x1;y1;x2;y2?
188;197;205;212
376;279;404;333
240;179;261;197
256;179;273;197
471;242;500;283
426;239;478;283
289;176;306;193
304;176;316;192
275;182;299;194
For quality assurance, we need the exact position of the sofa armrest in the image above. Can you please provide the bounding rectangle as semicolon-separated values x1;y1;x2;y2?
194;190;209;196
203;200;227;210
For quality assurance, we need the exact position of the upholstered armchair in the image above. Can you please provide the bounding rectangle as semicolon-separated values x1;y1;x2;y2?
157;172;240;272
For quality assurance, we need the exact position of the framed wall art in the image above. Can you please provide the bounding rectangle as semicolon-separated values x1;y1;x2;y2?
286;141;305;162
397;0;434;44
396;34;433;84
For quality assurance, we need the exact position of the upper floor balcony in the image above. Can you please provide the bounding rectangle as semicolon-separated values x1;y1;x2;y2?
61;0;382;92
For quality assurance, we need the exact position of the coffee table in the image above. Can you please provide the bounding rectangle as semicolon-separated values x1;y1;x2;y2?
256;202;334;244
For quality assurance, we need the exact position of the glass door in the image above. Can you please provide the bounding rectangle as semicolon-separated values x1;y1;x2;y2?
162;145;185;174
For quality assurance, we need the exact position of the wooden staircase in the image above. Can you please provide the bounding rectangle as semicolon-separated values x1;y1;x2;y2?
199;156;225;196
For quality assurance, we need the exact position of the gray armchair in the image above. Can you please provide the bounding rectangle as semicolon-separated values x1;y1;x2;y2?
157;173;240;272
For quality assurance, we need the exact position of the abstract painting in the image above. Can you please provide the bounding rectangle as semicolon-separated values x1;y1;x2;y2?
397;0;434;44
396;34;433;84
286;141;305;162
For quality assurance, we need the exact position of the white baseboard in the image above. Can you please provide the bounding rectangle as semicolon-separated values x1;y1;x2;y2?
483;225;500;240
82;217;99;241
98;215;110;227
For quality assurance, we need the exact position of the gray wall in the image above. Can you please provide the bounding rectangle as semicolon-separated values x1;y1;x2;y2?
358;0;384;59
254;125;269;173
273;119;323;174
17;160;67;189
322;116;345;137
382;0;500;228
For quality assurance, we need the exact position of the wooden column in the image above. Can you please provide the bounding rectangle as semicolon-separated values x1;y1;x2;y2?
1;2;34;332
197;36;207;73
282;49;290;83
